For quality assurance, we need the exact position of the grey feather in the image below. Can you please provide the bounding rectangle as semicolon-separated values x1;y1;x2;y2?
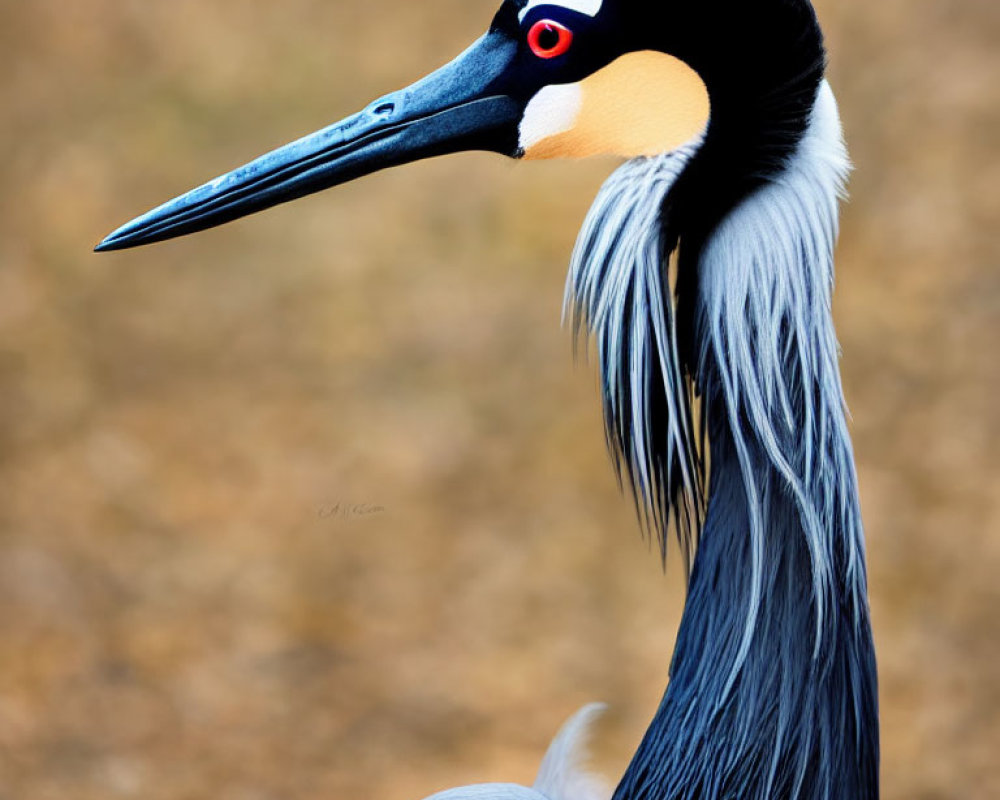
564;143;706;568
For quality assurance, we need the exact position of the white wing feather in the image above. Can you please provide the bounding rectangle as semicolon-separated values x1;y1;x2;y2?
533;704;610;800
421;705;610;800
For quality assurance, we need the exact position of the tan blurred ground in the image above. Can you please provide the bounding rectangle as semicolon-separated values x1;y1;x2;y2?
0;1;997;798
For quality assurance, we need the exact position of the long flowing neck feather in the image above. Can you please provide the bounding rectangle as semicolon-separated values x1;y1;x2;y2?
565;82;879;799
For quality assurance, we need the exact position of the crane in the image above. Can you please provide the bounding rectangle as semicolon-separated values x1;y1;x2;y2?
97;1;880;797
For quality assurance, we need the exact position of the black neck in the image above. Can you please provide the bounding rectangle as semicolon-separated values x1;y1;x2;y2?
654;2;828;368
610;4;879;798
614;408;879;799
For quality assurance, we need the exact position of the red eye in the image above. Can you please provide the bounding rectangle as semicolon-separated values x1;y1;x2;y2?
527;19;573;59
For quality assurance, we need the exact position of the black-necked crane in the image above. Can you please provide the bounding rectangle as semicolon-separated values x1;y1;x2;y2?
98;1;880;797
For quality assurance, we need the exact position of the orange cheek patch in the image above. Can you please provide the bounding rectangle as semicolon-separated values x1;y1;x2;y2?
523;51;710;160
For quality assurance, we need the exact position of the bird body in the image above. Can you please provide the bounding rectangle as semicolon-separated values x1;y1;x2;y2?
99;1;880;797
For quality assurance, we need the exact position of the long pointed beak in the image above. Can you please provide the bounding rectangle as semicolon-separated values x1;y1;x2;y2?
97;33;521;252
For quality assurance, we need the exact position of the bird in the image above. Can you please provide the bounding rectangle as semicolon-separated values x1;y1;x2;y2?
97;1;880;798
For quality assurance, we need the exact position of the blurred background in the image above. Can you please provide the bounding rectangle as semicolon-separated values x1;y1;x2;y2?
0;0;997;798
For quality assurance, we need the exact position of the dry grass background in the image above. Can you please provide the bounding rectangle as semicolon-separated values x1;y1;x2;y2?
0;1;997;798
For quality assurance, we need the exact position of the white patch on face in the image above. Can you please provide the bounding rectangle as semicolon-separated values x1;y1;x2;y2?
518;0;603;22
518;83;584;153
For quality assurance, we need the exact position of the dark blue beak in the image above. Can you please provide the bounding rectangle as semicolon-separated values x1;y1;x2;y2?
96;33;522;252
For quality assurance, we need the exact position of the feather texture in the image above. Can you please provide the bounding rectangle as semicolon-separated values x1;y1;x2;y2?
533;703;610;800
565;142;706;567
568;81;879;799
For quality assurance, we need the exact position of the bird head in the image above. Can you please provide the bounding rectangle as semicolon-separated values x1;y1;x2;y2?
96;0;732;250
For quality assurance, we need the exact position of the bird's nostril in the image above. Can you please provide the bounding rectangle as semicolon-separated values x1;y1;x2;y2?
373;102;395;116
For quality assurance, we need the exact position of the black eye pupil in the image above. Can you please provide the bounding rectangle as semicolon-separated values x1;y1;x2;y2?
537;25;560;50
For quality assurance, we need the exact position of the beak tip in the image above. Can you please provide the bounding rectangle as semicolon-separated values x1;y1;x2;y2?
95;219;146;253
